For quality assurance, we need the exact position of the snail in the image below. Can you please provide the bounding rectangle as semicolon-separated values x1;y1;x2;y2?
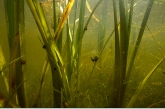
37;35;46;49
91;55;99;62
63;102;69;108
21;59;26;65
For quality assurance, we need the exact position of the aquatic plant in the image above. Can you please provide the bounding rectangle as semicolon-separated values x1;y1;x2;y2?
3;0;26;107
1;0;165;108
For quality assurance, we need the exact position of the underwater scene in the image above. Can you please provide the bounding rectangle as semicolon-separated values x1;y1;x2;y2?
0;0;165;108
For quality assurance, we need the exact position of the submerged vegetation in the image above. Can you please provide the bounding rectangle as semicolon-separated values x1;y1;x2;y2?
0;0;165;108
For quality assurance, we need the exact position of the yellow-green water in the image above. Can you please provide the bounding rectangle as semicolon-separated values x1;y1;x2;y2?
0;0;165;107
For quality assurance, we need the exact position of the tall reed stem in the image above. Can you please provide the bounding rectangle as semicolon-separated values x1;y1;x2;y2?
112;0;120;107
4;0;26;107
126;0;154;89
118;0;129;106
14;0;27;107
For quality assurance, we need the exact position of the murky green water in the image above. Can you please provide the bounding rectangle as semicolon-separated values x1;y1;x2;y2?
0;0;165;108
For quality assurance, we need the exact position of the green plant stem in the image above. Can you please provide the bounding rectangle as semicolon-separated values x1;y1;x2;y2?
0;92;20;108
26;0;70;107
53;2;63;105
8;33;19;103
74;0;103;56
55;1;63;53
0;55;25;75
126;0;154;91
4;81;26;108
74;0;86;106
111;0;120;107
14;0;27;107
4;0;15;49
118;0;129;106
4;0;16;103
84;25;117;107
33;56;49;107
54;0;75;41
98;0;107;53
147;100;165;108
65;19;72;83
87;26;116;82
72;0;78;40
126;57;165;108
53;0;57;31
97;0;108;67
127;0;134;39
34;0;62;107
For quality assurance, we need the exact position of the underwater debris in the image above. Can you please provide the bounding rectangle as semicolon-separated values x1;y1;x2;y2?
91;55;99;62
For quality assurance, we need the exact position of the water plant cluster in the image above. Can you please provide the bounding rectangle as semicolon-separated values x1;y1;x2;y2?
0;0;165;107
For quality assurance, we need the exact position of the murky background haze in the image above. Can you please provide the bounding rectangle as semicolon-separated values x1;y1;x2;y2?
0;0;165;107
